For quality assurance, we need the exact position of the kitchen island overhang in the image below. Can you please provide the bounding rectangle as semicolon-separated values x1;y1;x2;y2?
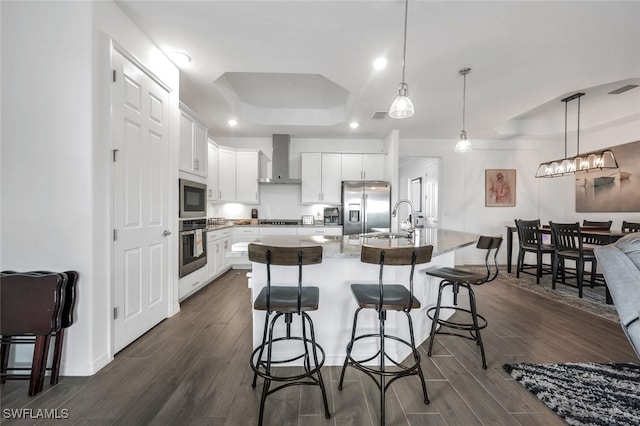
245;229;479;366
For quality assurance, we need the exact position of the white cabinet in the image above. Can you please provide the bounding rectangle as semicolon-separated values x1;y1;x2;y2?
260;227;298;236
217;148;260;203
301;153;341;204
297;226;343;236
322;154;342;203
230;226;260;268
301;153;322;203
218;148;236;202
179;104;207;177
207;140;219;201
178;266;207;301
236;150;259;204
207;228;232;281
341;153;385;181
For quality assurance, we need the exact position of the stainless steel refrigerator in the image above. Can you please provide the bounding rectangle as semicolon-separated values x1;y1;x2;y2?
342;181;391;235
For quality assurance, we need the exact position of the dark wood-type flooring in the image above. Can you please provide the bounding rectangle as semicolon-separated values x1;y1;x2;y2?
1;269;637;425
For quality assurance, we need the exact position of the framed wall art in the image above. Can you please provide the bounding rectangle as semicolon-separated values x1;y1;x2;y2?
576;140;640;212
485;169;516;207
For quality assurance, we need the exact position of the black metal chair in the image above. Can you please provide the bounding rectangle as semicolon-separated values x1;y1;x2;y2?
622;221;640;233
424;236;502;369
514;219;555;284
338;244;433;426
550;222;603;298
248;243;330;426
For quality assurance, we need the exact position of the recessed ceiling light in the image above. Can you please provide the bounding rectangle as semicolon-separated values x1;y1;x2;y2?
373;57;387;71
228;119;238;127
170;51;191;67
349;121;359;129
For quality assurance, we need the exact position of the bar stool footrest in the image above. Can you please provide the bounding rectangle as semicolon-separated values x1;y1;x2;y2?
250;336;326;383
427;306;488;332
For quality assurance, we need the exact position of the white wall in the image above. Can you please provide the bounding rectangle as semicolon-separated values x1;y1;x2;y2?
1;0;179;376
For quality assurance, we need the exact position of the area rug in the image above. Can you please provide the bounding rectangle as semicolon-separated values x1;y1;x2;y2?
495;268;619;323
504;362;640;426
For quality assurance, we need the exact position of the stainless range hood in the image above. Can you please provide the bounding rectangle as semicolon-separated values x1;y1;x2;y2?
258;134;301;184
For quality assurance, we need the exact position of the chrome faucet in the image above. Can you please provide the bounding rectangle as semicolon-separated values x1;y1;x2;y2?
392;199;415;236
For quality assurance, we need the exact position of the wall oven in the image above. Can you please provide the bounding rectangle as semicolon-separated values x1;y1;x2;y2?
179;218;207;278
179;179;207;218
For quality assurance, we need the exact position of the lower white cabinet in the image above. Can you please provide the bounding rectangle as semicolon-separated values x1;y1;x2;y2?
207;228;233;281
178;266;207;301
297;226;342;236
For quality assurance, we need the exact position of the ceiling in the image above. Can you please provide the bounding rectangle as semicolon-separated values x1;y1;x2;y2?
116;0;640;141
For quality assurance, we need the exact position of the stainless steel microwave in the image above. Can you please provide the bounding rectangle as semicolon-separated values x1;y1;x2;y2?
179;179;207;218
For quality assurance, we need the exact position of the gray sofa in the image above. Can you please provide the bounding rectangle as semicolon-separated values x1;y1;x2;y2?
593;232;640;359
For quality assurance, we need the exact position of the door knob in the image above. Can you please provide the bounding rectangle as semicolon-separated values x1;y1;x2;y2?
163;230;172;237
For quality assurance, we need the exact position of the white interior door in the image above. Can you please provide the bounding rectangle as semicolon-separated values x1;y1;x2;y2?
112;49;171;353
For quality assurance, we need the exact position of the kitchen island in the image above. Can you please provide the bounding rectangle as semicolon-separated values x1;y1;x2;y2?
246;228;479;366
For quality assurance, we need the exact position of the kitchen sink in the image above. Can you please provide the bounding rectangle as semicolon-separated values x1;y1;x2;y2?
362;232;412;240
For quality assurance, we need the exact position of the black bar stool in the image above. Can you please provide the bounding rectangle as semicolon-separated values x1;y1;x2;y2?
248;243;330;426
424;236;502;369
338;244;433;426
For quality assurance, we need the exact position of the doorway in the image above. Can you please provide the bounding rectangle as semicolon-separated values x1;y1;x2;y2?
399;157;440;227
111;48;172;353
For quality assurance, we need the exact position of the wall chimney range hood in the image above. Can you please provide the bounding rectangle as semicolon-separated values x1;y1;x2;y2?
258;134;301;184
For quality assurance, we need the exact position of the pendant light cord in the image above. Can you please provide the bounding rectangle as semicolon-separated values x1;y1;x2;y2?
401;0;409;85
462;72;466;131
577;95;581;155
564;100;568;158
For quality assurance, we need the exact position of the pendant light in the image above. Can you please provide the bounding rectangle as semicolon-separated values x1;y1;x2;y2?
535;92;618;178
389;0;414;119
454;67;472;153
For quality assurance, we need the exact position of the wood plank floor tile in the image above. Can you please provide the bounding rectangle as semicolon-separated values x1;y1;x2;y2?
2;269;637;425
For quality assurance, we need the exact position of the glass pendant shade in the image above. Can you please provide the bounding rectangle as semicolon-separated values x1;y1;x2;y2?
389;84;414;119
455;67;472;153
454;131;472;153
389;0;414;119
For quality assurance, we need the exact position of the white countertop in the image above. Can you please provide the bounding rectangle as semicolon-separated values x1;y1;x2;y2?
239;228;478;259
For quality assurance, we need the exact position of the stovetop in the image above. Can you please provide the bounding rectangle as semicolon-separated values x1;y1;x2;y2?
258;219;301;226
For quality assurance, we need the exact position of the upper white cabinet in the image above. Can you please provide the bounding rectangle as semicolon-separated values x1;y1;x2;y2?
217;148;260;203
301;153;322;203
207;139;219;201
218;147;236;202
236;150;259;204
341;153;385;181
179;104;207;177
301;153;342;204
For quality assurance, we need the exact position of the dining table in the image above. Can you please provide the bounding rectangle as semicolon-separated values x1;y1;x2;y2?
504;225;627;274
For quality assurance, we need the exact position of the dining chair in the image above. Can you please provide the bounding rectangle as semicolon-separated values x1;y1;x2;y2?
514;219;555;284
582;220;612;229
622;221;640;233
550;222;603;298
